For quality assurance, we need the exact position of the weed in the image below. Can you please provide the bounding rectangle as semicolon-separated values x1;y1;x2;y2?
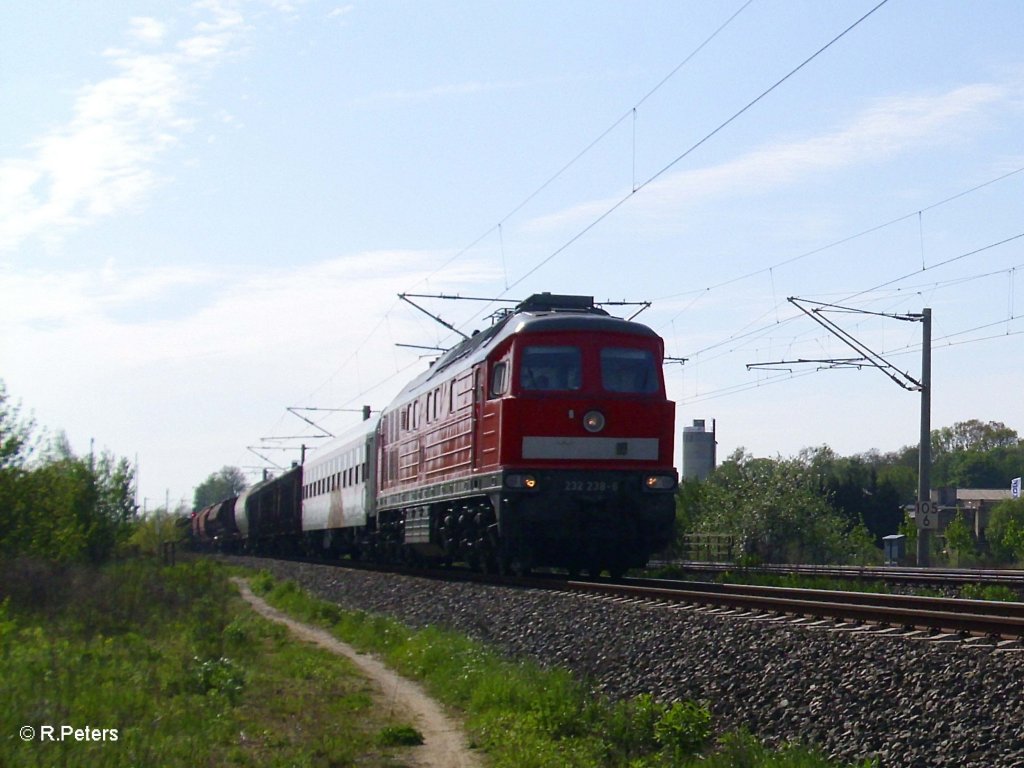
188;655;246;703
959;583;1018;602
249;568;275;595
376;724;424;746
654;699;713;758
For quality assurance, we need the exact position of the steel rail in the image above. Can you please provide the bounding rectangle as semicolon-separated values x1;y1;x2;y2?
565;579;1024;639
220;553;1024;638
659;561;1024;586
623;577;1024;617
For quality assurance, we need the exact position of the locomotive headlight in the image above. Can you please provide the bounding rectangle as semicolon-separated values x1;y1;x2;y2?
506;473;538;490
582;410;606;433
644;474;676;491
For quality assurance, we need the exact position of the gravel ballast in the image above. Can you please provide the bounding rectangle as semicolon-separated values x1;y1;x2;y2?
235;558;1024;768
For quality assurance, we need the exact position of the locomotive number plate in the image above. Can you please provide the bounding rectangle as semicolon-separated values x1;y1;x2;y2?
564;480;617;492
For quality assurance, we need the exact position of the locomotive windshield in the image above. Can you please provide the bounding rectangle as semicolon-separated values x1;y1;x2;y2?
518;344;660;394
601;348;659;393
520;346;582;391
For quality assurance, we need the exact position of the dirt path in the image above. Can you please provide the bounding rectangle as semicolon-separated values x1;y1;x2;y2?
232;578;484;768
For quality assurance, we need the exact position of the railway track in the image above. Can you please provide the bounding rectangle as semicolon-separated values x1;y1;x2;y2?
224;553;1024;641
656;560;1024;587
562;576;1024;641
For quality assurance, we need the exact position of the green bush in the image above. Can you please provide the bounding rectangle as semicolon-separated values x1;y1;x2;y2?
654;699;713;758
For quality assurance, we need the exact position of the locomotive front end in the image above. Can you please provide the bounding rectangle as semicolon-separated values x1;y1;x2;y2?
486;308;677;576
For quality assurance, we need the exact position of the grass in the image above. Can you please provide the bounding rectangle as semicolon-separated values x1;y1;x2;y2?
958;583;1019;602
251;568;874;768
0;557;427;768
1;555;874;767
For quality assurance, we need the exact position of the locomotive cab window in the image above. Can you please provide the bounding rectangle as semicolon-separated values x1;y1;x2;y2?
489;361;508;397
520;346;581;391
601;348;659;393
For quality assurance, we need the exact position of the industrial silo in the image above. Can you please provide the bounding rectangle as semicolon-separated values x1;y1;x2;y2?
682;419;716;481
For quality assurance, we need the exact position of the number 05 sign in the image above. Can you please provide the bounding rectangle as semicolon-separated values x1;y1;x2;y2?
915;500;936;530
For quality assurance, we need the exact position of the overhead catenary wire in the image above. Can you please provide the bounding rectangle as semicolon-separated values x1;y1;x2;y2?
677;242;1024;406
653;163;1024;326
675;227;1024;366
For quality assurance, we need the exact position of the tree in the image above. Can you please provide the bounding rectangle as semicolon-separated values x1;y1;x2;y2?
875;463;917;505
985;499;1024;563
193;466;248;510
943;511;975;566
130;504;192;555
18;436;139;563
683;449;854;564
0;383;37;559
865;419;1021;492
798;446;903;543
0;382;34;470
933;420;1019;455
0;381;138;563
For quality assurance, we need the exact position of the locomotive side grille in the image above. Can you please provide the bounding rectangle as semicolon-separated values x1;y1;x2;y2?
521;436;658;460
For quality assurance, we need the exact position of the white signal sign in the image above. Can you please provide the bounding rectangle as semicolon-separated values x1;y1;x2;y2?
1012;477;1021;499
915;500;936;530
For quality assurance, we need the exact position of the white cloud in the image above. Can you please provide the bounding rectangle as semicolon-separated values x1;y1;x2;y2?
0;3;249;253
525;83;1010;234
129;17;167;45
327;4;355;20
0;249;496;374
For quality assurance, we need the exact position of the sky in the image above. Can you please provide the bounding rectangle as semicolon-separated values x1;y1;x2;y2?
2;0;1023;512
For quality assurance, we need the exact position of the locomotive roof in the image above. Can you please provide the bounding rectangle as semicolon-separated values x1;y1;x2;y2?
396;293;660;397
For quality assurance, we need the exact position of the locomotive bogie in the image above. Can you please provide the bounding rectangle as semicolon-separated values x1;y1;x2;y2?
496;468;676;573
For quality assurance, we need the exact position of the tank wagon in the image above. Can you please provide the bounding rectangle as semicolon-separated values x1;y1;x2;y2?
193;293;678;577
190;497;239;551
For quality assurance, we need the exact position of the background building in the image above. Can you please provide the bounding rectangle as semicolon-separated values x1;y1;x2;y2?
682;419;716;481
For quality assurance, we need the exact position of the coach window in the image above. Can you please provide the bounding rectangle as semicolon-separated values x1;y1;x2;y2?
601;348;659;393
489;361;508;398
520;346;581;391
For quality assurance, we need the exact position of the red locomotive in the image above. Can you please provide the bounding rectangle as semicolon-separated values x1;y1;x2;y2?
195;293;678;577
376;292;677;576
